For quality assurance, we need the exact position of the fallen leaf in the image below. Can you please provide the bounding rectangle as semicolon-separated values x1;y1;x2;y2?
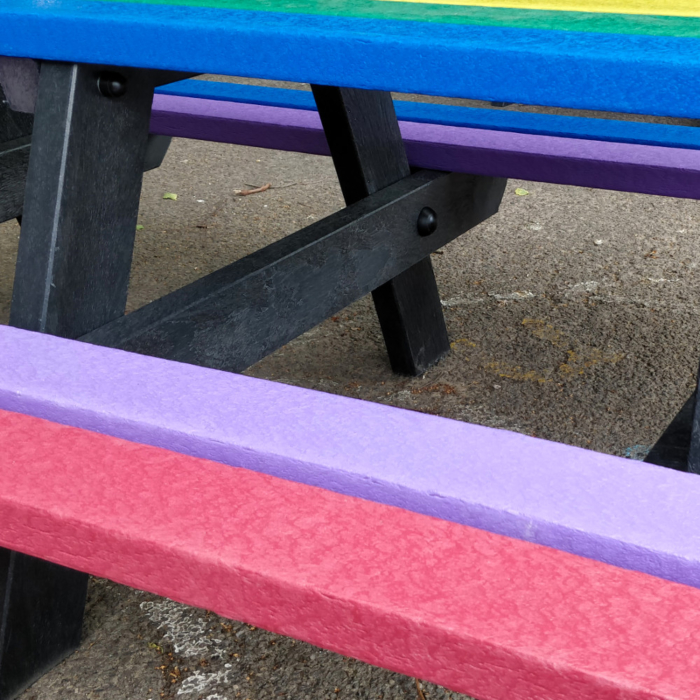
163;193;178;200
136;225;144;231
515;188;529;196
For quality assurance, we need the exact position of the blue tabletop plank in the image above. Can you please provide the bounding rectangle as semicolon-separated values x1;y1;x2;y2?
2;0;700;117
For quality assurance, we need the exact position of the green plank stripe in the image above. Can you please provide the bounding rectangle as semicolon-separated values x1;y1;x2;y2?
91;0;700;38
379;0;700;19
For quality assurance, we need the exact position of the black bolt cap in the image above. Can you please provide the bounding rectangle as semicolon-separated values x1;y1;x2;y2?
417;207;438;237
97;73;127;98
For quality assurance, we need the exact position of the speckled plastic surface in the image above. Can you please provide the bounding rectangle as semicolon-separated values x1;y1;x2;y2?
3;0;700;117
150;95;700;198
157;80;700;151
2;407;700;700
2;326;700;589
0;56;38;113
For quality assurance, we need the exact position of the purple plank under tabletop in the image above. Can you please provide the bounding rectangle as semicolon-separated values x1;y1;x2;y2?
150;94;700;199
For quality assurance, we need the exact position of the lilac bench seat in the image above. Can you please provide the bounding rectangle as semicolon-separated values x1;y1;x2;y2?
2;327;700;700
3;324;700;590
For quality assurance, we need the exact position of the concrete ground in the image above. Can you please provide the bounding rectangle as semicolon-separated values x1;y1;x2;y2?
2;79;700;700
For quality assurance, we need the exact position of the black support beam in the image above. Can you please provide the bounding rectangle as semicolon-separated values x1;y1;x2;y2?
1;132;172;226
82;171;506;373
9;62;156;338
0;551;89;700
0;137;29;224
644;393;694;471
0;83;32;224
311;85;452;375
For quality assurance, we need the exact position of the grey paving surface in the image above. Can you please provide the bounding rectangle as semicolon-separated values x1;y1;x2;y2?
2;81;700;700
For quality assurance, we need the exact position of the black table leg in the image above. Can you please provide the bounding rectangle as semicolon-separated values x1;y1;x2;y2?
688;389;700;473
10;62;155;337
0;83;32;225
311;85;450;375
1;61;156;699
0;552;89;700
644;393;694;471
644;380;700;473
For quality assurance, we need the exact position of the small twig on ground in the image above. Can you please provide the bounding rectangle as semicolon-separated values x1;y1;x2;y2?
415;678;427;700
244;181;298;190
236;183;271;196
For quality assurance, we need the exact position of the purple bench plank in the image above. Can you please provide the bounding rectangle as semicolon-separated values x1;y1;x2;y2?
2;325;700;588
150;94;700;199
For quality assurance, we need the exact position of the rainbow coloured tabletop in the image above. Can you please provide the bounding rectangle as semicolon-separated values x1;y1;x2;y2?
2;0;700;116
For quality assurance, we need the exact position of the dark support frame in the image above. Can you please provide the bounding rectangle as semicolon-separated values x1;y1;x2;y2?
82;170;505;370
10;62;161;338
0;61;170;699
645;389;700;474
311;86;450;375
1;63;506;696
1;93;169;228
0;552;89;700
0;83;32;224
690;392;700;473
644;394;695;471
0;137;29;224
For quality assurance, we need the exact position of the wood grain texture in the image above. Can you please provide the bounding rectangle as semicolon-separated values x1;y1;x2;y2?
3;0;700;116
150;95;700;198
3;407;700;700
3;326;700;591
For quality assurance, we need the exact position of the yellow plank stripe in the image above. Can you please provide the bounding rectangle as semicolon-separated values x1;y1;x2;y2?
376;0;700;18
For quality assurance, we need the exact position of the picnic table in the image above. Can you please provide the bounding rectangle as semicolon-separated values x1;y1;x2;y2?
3;1;700;698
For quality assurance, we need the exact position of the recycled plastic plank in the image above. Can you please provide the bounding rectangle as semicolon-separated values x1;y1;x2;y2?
387;0;698;15
3;0;700;116
149;94;700;198
2;407;700;700
2;326;700;590
157;80;700;152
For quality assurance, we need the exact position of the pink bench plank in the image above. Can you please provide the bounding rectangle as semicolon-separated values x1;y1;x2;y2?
2;407;700;700
2;326;700;590
150;94;700;200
